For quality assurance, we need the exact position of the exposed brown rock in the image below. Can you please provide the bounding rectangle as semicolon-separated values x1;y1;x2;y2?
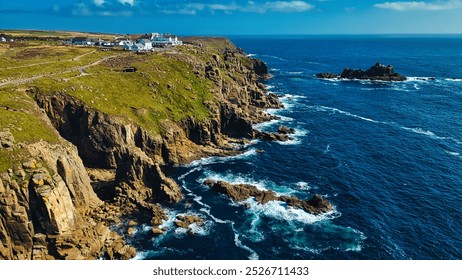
278;125;295;135
204;180;333;215
1;37;287;260
0;131;15;150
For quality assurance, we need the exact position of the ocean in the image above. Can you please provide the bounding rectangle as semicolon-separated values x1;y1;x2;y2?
131;35;462;260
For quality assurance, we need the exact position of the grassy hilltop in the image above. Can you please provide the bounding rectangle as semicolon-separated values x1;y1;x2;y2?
0;30;242;172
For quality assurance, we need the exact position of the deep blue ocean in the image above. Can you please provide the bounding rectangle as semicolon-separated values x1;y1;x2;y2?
131;35;462;260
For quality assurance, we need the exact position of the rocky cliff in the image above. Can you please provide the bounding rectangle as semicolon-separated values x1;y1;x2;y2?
1;37;285;259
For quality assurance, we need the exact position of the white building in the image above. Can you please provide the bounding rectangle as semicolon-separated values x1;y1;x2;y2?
137;39;153;50
151;33;182;47
122;41;147;52
1;37;7;42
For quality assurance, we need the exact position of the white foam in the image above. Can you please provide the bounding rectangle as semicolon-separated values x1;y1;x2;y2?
262;54;288;61
277;127;308;146
296;181;312;190
247;53;257;57
287;71;304;75
324;144;331;154
201;170;296;196
399;126;462;145
184;149;257;168
445;150;462;158
231;222;259;260
252;118;281;130
444;78;462;82
244;199;340;225
158;210;179;231
315;105;384;124
401;126;437;137
404;76;435;82
248;214;265;242
177;166;202;180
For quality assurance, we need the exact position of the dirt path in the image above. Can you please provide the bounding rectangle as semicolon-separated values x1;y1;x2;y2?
0;54;117;87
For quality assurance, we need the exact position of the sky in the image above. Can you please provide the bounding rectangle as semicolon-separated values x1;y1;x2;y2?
1;0;462;35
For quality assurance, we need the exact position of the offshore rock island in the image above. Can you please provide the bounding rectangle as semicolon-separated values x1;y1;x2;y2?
316;62;407;81
0;30;329;259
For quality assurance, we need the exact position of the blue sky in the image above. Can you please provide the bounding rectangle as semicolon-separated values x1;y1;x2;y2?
1;0;462;35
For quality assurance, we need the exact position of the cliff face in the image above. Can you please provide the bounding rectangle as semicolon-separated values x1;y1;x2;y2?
0;140;136;259
0;37;281;259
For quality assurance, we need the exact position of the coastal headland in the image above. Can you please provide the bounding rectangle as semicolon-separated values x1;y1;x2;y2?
0;30;329;259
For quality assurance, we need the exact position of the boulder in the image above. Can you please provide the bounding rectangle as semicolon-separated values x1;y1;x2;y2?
0;131;14;149
277;125;295;135
174;214;204;229
151;227;164;235
255;131;290;142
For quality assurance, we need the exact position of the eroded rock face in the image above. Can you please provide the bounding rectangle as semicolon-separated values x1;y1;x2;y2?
0;142;134;260
2;38;290;260
203;180;333;215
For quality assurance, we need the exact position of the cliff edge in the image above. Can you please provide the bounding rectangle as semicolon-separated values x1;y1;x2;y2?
0;35;283;259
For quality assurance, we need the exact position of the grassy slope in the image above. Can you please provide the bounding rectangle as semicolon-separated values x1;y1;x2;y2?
1;33;244;171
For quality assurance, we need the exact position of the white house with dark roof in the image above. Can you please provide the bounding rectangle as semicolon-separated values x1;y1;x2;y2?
137;39;153;50
151;33;182;47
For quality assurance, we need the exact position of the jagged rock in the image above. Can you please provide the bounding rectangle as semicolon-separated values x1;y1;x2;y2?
252;58;271;79
203;179;278;204
278;125;295;135
126;227;136;235
315;73;338;79
22;159;37;170
204;180;332;215
317;62;407;81
255;131;290;142
280;194;333;215
127;220;138;227
151;205;167;226
1;37;288;260
0;131;14;149
174;214;204;229
151;227;164;235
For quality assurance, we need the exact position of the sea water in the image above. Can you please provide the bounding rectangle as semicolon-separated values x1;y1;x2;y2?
131;35;462;260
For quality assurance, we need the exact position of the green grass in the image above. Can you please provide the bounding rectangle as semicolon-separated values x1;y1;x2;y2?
0;87;58;173
31;51;215;135
0;45;113;81
0;87;58;144
0;36;250;173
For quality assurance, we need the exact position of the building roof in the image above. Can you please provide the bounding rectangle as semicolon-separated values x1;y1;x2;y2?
71;37;88;42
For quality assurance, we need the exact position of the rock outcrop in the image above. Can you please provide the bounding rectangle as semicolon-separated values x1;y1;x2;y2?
203;180;333;215
316;62;407;81
1;37;287;260
0;141;135;260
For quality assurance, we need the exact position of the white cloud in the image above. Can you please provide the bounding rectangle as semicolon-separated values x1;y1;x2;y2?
93;0;105;6
374;0;462;11
118;0;135;6
162;1;314;15
72;3;92;16
262;1;314;12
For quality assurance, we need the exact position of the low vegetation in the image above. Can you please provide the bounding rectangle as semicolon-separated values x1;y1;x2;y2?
1;31;245;171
